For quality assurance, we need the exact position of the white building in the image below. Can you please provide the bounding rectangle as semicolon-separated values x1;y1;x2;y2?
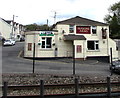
24;16;118;61
5;20;25;41
0;18;25;41
0;18;11;39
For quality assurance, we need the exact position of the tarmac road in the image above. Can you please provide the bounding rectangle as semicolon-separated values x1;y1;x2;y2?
2;42;111;76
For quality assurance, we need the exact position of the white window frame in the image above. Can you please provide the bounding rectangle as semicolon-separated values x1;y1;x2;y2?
87;40;99;51
41;37;52;49
92;26;97;35
69;25;74;33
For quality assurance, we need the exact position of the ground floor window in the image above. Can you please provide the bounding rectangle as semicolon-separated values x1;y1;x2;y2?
41;37;52;49
87;41;99;50
28;43;32;51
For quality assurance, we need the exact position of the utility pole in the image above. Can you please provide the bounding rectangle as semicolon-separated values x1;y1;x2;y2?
11;15;18;39
47;19;48;26
54;11;56;24
11;15;15;39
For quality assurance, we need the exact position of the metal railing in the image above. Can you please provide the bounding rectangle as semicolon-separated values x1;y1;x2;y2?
2;76;120;98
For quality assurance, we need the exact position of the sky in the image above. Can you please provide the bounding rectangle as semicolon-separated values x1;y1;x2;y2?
0;0;119;25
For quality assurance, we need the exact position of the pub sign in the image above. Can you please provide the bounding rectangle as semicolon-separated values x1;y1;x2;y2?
76;26;91;34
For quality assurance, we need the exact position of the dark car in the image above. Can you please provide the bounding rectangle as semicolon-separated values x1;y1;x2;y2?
110;60;120;74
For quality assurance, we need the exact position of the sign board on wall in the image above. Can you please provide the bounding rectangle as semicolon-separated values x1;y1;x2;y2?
39;31;54;36
76;26;91;34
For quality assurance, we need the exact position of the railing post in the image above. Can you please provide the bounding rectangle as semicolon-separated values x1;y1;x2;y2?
110;48;113;76
73;45;75;75
107;76;111;98
40;80;44;98
3;82;8;98
75;78;79;98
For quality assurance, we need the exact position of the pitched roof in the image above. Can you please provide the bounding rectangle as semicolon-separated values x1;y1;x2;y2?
56;16;108;26
64;34;86;40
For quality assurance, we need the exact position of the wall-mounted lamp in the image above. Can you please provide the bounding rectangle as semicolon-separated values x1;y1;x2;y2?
52;43;55;46
38;43;41;45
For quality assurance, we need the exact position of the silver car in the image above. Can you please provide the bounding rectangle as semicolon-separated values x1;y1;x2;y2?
3;39;16;46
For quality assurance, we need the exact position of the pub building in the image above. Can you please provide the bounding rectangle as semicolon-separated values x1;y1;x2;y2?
24;16;118;61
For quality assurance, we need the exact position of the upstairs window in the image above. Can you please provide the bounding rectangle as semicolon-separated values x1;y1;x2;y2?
87;41;99;50
41;37;52;49
69;25;74;33
92;26;97;34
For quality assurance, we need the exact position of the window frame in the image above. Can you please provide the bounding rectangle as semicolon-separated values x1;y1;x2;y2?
28;43;32;51
87;40;99;51
92;26;97;35
69;25;74;33
41;37;52;49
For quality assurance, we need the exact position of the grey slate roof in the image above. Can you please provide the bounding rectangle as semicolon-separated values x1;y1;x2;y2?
57;16;108;26
64;34;86;40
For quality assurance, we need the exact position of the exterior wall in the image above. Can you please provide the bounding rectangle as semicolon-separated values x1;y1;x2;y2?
55;25;73;57
85;26;109;57
24;31;56;58
108;38;118;61
57;40;73;57
0;18;11;39
24;23;118;59
74;40;86;59
24;31;73;58
56;24;118;59
56;24;69;35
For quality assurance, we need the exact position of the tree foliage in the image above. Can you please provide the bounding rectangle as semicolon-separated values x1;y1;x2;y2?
104;1;120;38
25;24;52;31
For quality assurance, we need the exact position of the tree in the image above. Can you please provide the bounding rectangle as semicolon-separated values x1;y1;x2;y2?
104;1;120;38
25;24;52;31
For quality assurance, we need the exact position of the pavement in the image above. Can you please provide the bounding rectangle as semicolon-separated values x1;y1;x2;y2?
37;58;99;65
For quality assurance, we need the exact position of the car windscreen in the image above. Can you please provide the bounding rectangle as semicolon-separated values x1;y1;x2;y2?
5;40;10;42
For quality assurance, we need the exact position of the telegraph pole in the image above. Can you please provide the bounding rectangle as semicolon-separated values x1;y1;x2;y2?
11;15;18;39
54;11;56;24
11;15;15;39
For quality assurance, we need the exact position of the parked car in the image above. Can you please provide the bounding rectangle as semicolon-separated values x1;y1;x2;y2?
110;60;120;74
3;39;16;46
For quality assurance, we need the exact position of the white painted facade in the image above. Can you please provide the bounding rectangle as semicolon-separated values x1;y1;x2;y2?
24;16;118;61
0;18;11;39
0;18;25;40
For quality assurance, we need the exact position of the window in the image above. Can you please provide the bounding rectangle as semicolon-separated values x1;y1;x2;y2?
92;26;97;34
77;45;82;53
69;25;74;33
41;37;52;49
87;41;99;50
28;43;32;51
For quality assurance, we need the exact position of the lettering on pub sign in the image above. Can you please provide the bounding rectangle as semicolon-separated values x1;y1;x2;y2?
76;26;91;34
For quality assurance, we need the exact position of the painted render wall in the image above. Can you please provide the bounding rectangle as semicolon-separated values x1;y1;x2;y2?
56;24;118;59
24;31;73;58
0;18;11;39
24;24;118;59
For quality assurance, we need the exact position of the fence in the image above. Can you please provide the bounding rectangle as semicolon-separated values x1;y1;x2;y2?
2;76;120;98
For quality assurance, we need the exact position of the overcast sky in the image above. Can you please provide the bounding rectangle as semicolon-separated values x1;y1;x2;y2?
0;0;119;25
